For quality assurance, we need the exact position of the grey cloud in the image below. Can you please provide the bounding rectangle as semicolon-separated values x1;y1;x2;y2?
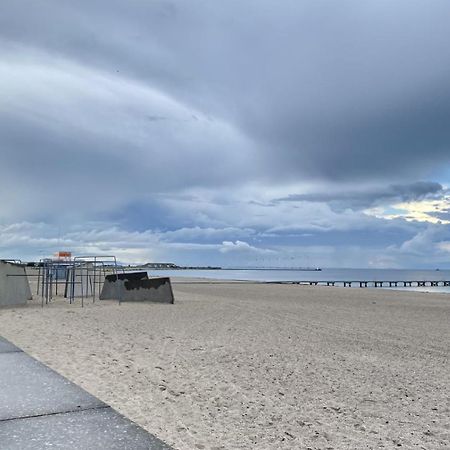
2;1;450;186
145;115;168;122
398;224;450;256
425;208;450;222
0;53;256;221
0;213;444;268
2;1;450;267
275;182;444;211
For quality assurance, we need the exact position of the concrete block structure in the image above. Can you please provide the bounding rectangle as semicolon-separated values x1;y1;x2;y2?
0;261;32;307
100;272;174;304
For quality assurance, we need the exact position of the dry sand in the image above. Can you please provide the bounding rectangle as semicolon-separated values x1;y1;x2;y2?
0;278;449;449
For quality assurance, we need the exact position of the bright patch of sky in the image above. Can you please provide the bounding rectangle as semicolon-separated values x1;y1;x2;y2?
367;198;450;225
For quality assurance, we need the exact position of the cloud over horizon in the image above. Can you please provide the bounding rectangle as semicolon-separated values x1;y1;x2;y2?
1;1;450;268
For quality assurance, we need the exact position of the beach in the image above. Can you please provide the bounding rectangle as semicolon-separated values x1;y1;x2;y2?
0;279;449;449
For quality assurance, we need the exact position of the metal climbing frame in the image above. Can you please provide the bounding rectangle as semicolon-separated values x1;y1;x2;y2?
37;255;123;307
66;256;123;306
37;258;75;307
37;259;55;307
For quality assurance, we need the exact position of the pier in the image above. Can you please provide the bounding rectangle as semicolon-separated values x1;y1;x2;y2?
269;280;450;288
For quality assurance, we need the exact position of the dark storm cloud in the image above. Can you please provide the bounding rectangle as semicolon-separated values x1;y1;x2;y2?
2;1;450;266
276;181;444;211
2;0;450;185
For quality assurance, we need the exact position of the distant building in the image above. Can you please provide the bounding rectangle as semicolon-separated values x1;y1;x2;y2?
142;262;179;269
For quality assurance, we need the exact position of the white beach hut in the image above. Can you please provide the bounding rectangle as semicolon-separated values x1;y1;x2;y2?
0;261;32;307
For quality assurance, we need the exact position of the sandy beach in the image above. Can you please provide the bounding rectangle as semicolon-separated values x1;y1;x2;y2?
0;278;449;449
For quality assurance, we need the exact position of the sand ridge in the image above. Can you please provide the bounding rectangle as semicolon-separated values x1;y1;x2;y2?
0;281;449;449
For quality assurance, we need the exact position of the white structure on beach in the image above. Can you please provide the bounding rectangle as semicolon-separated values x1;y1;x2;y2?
0;261;32;307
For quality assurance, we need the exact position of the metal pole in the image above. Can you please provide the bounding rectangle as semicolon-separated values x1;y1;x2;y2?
37;264;41;295
64;266;69;298
55;264;59;296
70;262;75;304
92;258;96;302
44;264;49;305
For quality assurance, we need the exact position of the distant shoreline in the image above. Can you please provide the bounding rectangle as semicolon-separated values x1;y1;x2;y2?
136;266;322;271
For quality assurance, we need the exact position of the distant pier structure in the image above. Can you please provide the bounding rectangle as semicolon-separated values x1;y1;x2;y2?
270;280;450;288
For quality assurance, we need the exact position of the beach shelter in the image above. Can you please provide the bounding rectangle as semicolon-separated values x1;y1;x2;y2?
0;261;32;307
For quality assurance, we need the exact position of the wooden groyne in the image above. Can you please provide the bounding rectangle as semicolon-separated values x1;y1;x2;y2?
268;280;450;288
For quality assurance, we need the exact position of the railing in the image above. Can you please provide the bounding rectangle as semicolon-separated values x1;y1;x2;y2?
268;280;450;288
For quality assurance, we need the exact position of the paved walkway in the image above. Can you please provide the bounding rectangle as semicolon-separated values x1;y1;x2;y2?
0;336;172;449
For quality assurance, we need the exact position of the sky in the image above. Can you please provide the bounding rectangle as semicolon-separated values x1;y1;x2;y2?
2;0;450;268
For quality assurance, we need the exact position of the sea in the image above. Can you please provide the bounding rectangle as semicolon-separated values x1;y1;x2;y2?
148;268;450;294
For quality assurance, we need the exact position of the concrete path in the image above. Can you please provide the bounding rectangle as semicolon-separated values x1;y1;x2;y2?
0;336;172;449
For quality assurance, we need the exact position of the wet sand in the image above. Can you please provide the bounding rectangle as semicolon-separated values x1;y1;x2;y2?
0;279;449;449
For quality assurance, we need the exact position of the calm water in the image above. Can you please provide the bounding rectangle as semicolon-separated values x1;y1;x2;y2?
149;268;450;294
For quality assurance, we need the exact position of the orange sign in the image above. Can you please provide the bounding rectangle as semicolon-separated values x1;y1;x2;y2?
54;251;72;259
